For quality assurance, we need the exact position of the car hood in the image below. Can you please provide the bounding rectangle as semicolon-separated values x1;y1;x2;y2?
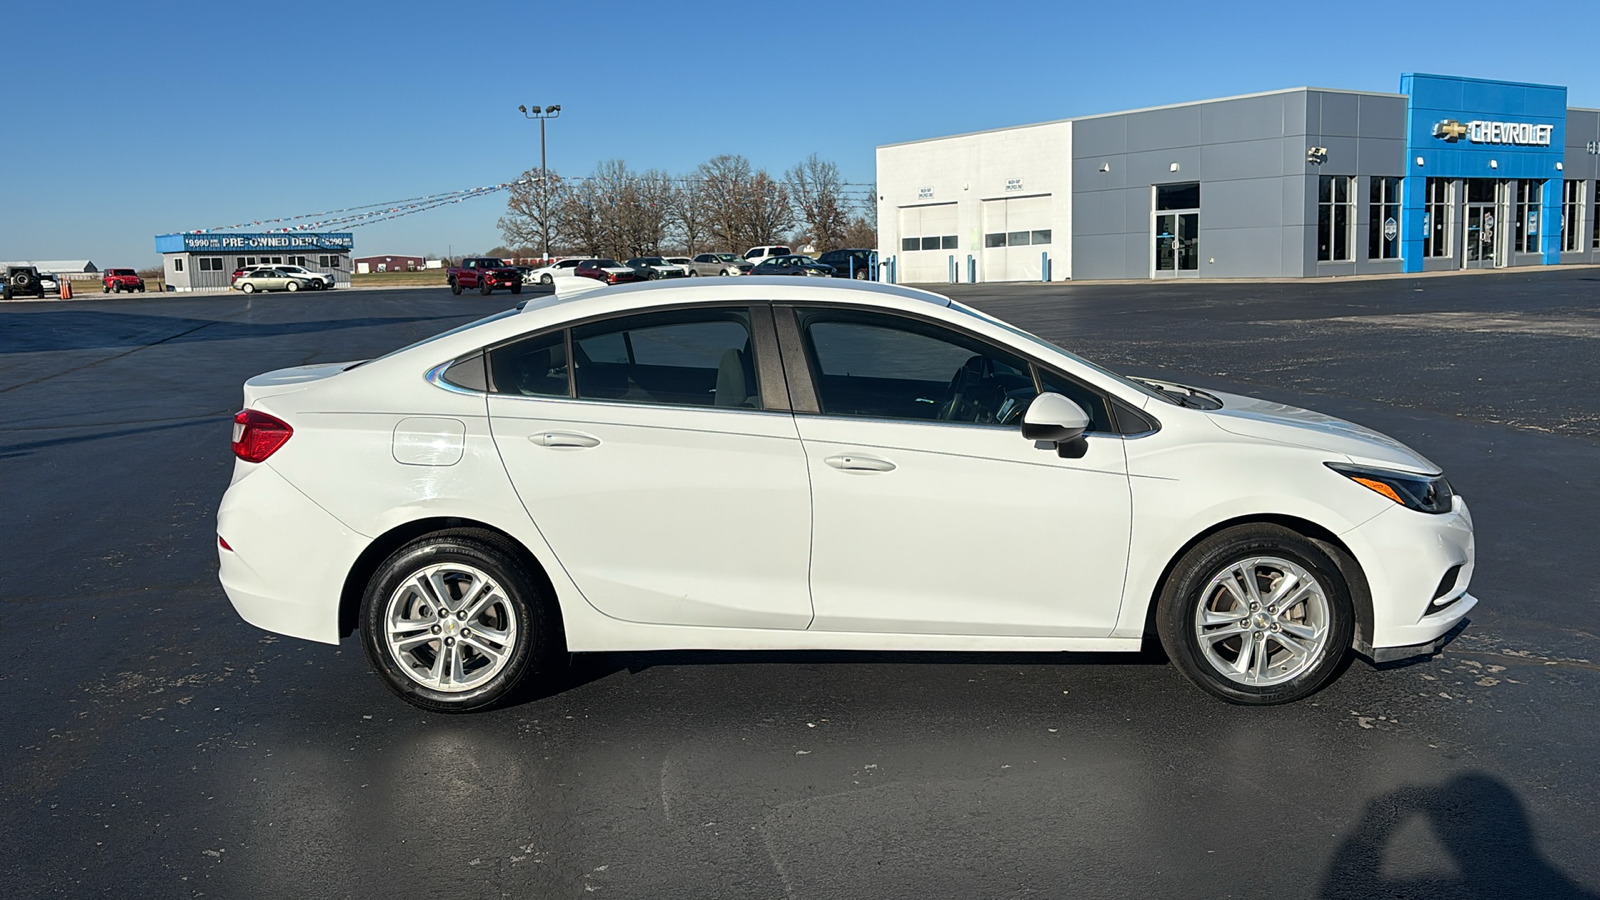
1204;389;1440;474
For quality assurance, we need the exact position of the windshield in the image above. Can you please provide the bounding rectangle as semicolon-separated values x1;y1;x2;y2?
716;254;741;263
946;300;1174;404
594;259;620;267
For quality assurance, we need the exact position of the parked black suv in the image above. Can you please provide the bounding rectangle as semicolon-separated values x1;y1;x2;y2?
816;248;876;280
4;266;45;299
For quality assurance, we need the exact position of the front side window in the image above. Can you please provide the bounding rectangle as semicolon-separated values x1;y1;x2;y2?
796;309;1044;426
571;308;760;409
1367;177;1401;260
1318;175;1352;262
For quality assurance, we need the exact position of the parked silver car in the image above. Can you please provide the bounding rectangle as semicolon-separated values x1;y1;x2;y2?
686;253;754;276
235;268;319;294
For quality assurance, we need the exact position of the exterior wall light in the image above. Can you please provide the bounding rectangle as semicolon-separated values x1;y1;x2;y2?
1415;156;1425;167
1490;159;1498;169
1307;147;1328;164
1169;162;1180;172
1556;162;1564;171
1099;163;1110;172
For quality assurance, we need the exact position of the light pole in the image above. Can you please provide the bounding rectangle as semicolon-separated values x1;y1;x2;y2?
517;103;561;262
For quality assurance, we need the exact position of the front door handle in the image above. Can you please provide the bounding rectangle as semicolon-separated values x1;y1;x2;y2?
530;431;600;449
824;453;896;473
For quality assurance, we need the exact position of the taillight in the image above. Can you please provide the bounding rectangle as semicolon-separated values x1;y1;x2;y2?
232;409;292;463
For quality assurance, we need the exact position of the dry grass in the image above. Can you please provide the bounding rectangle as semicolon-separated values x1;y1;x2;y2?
351;269;448;287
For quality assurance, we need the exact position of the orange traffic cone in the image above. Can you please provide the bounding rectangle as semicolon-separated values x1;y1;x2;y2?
60;278;72;300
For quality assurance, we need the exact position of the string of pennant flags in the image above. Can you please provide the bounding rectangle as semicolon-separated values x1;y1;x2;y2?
181;175;879;235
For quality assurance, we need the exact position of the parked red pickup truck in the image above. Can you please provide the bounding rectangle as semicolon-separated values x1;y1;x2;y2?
102;268;146;293
447;258;522;296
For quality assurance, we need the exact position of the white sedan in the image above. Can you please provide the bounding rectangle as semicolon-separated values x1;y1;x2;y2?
217;278;1476;711
523;258;581;286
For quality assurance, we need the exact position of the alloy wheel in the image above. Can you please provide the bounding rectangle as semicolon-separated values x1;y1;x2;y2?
383;562;520;693
1193;556;1330;687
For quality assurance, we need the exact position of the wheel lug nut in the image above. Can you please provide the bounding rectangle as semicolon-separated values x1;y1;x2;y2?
445;637;455;647
431;624;441;635
457;610;467;620
1240;619;1250;628
1272;623;1281;632
419;606;429;617
1267;605;1276;614
462;628;472;636
1250;602;1259;611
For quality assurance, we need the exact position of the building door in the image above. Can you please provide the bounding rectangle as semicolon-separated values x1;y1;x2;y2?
980;195;1053;282
1463;179;1503;269
1152;183;1200;278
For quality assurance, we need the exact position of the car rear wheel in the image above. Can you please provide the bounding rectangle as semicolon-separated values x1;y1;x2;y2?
361;531;554;713
241;283;256;293
1156;524;1353;705
853;268;869;280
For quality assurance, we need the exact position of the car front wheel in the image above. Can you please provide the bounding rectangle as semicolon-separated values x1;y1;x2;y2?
1156;524;1353;705
287;281;300;292
361;530;554;712
539;274;553;285
450;279;462;295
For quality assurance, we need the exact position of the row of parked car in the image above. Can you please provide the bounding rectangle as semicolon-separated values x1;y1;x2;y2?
1;266;152;300
513;247;879;288
231;264;338;294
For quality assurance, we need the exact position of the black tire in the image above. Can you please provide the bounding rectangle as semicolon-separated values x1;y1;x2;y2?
242;283;256;294
853;268;869;280
688;270;699;277
450;279;463;296
287;281;300;292
2;284;10;301
1155;523;1354;705
136;285;145;292
360;530;555;713
719;269;729;276
102;283;109;293
511;284;522;294
540;273;553;286
113;282;123;293
480;281;492;295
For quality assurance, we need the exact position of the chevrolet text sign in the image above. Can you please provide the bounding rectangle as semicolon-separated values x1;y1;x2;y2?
1433;119;1555;147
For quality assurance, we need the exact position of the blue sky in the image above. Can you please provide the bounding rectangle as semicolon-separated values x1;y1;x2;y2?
5;0;1597;267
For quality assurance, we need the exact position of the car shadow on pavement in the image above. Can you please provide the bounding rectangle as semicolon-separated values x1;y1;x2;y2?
0;416;219;460
0;311;467;354
1320;772;1598;900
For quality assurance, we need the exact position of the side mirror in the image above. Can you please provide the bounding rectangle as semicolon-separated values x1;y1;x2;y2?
1021;392;1090;444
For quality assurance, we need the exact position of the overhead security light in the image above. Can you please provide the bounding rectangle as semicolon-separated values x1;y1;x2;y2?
1307;147;1328;164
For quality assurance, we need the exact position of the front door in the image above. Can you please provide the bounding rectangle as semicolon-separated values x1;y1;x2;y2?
486;307;815;631
786;307;1133;638
1463;179;1503;269
1154;212;1200;275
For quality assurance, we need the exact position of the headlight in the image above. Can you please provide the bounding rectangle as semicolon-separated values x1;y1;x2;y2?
1325;463;1454;514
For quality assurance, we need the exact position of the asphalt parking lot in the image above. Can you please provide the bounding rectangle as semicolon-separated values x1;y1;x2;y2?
3;270;1598;898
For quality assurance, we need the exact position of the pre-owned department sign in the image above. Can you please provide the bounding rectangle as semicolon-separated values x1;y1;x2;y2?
1434;118;1554;147
178;232;355;252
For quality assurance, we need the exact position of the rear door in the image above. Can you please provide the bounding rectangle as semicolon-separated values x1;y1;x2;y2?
487;304;815;630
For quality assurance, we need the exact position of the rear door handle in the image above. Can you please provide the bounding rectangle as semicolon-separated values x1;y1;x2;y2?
531;431;600;449
824;453;896;473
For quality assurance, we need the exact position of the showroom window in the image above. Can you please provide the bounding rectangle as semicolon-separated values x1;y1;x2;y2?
570;309;760;410
796;308;1038;426
1317;176;1353;262
236;257;248;269
1367;177;1401;260
198;257;223;271
1513;180;1542;253
1562;181;1586;253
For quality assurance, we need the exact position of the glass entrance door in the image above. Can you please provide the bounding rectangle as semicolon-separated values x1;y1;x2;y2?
1463;179;1503;269
1153;183;1200;278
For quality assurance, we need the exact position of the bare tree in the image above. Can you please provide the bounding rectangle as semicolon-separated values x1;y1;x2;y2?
634;169;676;257
498;169;569;261
787;153;850;252
698;154;754;254
669;174;710;254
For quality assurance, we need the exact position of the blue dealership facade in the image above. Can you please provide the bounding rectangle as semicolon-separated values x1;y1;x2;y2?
879;73;1600;281
155;232;354;290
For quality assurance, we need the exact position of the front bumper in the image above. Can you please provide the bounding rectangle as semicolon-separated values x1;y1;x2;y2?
1343;495;1476;659
217;462;367;644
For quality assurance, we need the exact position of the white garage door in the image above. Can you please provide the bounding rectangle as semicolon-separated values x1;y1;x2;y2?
897;203;959;283
981;195;1054;282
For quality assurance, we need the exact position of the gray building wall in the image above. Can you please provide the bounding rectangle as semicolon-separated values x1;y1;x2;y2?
1071;89;1409;280
1562;108;1600;266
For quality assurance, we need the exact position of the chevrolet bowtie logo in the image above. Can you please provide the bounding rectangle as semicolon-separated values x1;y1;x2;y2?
1435;119;1469;141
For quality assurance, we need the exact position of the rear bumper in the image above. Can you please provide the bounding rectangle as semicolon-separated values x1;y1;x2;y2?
217;463;367;645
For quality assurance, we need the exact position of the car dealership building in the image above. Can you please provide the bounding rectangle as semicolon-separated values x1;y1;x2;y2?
154;232;354;290
877;73;1600;282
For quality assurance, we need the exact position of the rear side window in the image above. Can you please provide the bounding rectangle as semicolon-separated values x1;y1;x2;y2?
571;309;760;409
489;331;570;397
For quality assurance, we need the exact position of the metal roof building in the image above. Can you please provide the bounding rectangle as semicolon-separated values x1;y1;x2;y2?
1;260;98;273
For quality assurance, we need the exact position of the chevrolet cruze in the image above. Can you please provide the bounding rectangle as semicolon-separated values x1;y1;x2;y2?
217;278;1475;711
